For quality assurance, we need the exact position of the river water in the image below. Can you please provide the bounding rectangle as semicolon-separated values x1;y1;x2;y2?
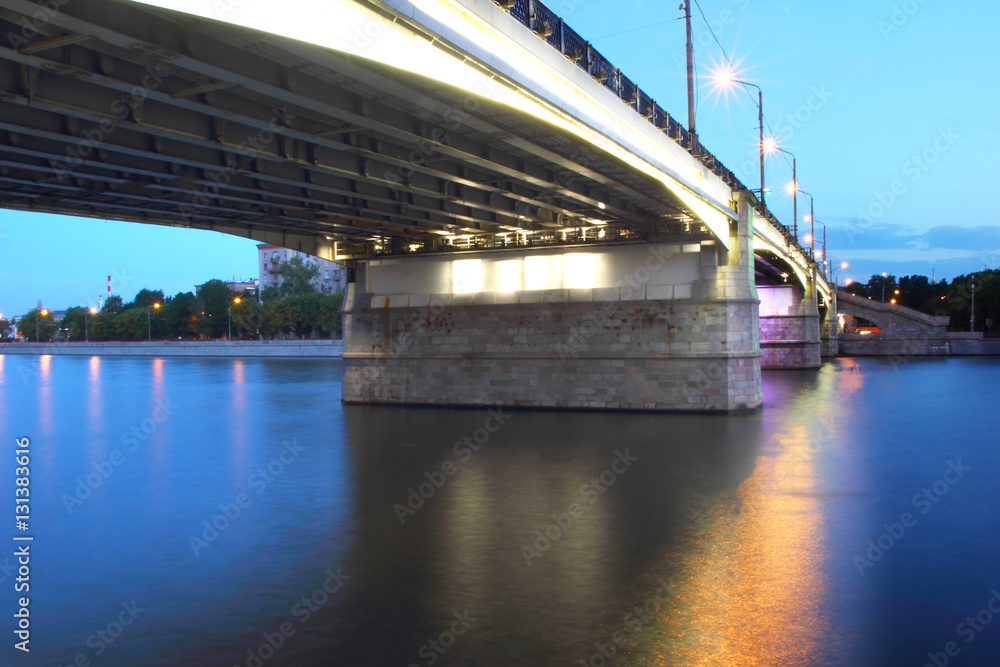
1;353;998;666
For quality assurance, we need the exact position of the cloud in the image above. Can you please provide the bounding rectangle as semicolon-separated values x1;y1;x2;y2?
829;221;1000;252
824;221;1000;280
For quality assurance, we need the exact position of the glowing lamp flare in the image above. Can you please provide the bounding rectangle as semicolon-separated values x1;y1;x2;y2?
715;70;734;86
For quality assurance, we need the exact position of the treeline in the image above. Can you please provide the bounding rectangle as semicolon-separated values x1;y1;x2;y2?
8;258;346;342
843;270;999;333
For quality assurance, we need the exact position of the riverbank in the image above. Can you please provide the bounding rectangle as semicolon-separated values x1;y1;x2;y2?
0;340;343;357
839;331;1000;356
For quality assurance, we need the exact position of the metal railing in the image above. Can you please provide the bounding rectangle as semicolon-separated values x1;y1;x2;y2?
489;0;812;266
336;222;658;259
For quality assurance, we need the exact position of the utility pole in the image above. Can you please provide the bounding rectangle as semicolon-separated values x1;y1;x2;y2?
970;276;975;332
684;1;698;155
791;156;797;242
823;226;828;282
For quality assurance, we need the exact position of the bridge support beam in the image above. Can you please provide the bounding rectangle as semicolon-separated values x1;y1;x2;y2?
341;199;762;412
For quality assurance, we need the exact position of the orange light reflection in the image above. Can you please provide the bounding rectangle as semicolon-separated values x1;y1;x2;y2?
643;427;828;665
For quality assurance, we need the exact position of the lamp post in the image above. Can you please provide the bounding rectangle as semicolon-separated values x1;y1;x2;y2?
823;225;829;282
36;309;48;343
683;0;698;155
148;303;160;342
229;297;241;341
796;189;818;260
85;307;96;343
804;212;828;282
715;71;765;209
970;276;975;332
767;144;798;243
881;272;887;303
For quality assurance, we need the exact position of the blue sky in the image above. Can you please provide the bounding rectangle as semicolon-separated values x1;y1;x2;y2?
2;0;998;317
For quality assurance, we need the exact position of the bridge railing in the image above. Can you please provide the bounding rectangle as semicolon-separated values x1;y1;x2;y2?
493;2;721;175
490;0;813;265
335;221;663;259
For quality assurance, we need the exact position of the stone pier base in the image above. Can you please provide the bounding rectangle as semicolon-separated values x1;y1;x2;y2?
343;295;761;412
758;284;822;369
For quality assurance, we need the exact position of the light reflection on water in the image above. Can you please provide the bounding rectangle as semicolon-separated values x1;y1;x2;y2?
0;354;998;666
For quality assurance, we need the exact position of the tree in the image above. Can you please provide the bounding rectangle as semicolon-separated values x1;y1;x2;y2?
132;288;165;309
862;274;897;303
163;292;198;339
114;308;148;341
16;309;56;342
287;293;322;338
196;280;234;339
942;270;1000;332
277;257;319;297
261;299;292;339
102;295;125;314
261;286;282;304
89;312;116;341
61;306;92;341
319;290;345;336
0;318;13;340
231;298;263;339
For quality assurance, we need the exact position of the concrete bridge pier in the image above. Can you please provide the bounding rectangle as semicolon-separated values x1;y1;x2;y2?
341;197;762;413
758;265;822;369
820;290;839;358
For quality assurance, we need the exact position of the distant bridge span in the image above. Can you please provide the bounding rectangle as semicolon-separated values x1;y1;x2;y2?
0;0;833;410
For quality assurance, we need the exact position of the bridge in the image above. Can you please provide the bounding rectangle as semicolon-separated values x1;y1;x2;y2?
837;291;952;356
0;0;834;411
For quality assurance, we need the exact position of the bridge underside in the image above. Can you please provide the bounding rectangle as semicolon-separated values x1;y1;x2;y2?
0;0;719;259
343;195;762;413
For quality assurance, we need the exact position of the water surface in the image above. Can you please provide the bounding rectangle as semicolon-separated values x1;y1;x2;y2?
1;354;998;666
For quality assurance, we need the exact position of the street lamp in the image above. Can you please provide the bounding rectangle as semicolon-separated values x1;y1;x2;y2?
148;303;160;341
823;224;829;282
85;307;96;343
970;276;976;332
229;297;241;341
35;309;48;343
797;190;818;260
715;70;766;209
881;272;887;303
767;143;798;243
